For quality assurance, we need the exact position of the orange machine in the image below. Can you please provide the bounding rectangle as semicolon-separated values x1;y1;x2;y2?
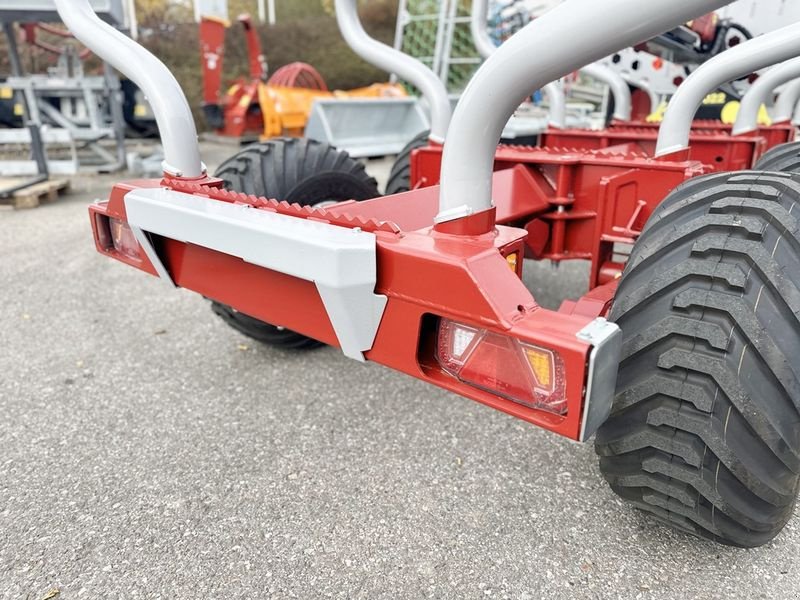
200;14;406;140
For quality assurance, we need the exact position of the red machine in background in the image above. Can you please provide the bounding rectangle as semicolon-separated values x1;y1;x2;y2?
200;14;271;138
199;14;405;140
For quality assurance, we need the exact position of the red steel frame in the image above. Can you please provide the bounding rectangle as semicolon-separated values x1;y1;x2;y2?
608;119;796;150
88;141;708;441
200;15;267;138
540;120;796;173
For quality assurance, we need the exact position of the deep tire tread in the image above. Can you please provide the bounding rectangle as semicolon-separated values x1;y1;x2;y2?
596;171;800;547
385;131;430;195
753;141;800;174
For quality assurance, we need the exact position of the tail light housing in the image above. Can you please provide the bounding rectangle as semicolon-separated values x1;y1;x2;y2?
96;214;141;260
436;318;567;415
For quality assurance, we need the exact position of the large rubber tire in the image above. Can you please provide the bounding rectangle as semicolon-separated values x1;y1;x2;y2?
753;141;800;174
211;138;380;350
596;171;800;547
385;130;430;196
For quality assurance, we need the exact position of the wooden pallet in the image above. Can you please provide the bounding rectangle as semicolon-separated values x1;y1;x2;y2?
0;178;71;209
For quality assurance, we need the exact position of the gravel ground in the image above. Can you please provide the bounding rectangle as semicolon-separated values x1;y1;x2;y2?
1;142;799;599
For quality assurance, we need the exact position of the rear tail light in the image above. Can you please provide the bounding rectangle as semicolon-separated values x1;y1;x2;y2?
436;318;567;415
108;218;141;260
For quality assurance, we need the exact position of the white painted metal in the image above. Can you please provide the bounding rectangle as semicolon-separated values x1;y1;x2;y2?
734;59;800;134
305;98;430;158
581;63;631;122
437;0;461;85
774;78;800;123
130;226;175;287
56;0;204;178
577;318;622;443
469;0;496;63
471;0;565;128
600;47;685;104
437;0;733;224
0;0;124;24
657;21;800;157
335;0;451;143
719;0;800;37
256;0;275;25
0;123;79;176
542;82;567;130
125;0;137;39
123;188;388;362
194;0;228;21
623;75;660;116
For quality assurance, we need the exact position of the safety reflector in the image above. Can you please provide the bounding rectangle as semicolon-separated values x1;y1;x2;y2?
436;319;567;415
506;252;519;273
109;218;141;260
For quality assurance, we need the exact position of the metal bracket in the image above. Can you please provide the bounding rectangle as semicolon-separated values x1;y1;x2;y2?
123;187;388;362
577;318;622;442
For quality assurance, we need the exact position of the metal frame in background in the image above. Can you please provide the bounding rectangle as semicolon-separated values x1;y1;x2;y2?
393;0;482;93
0;2;128;180
657;21;800;156
0;21;48;197
0;0;124;24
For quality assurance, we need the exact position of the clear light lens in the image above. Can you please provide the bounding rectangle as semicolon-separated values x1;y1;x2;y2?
436;319;567;415
449;324;479;364
109;218;141;260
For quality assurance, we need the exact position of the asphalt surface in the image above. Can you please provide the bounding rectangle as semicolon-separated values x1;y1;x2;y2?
2;143;799;599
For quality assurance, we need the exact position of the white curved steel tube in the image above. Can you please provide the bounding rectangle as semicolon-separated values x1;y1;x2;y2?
54;0;203;178
438;0;733;224
335;0;451;142
773;77;800;123
657;22;800;156
582;63;632;122
734;59;800;135
624;76;661;117
543;82;567;130
470;0;565;128
470;0;497;60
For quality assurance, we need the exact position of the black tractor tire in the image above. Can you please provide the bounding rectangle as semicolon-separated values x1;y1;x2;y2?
596;171;800;547
385;130;430;196
753;141;800;174
211;138;380;350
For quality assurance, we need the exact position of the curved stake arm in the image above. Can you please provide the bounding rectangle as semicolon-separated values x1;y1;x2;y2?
335;0;451;142
657;22;800;157
543;82;567;130
472;0;631;126
734;58;800;135
470;0;565;128
54;0;204;178
775;78;800;123
438;0;733;225
623;75;661;117
581;63;632;122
